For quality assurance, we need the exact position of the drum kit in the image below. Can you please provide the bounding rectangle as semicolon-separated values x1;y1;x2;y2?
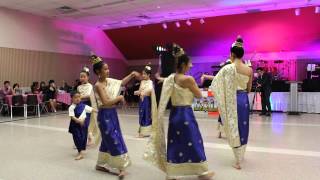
257;59;290;80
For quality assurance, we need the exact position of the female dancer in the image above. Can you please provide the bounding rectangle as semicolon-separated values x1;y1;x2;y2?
144;48;214;180
134;65;156;138
201;36;243;139
91;54;138;177
77;67;95;145
211;39;252;170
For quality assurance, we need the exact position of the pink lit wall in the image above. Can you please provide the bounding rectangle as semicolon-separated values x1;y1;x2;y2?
107;7;320;80
0;7;128;79
0;7;125;60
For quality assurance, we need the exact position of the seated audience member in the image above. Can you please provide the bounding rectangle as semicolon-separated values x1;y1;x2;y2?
60;80;72;93
39;81;47;94
13;83;22;95
46;80;57;113
31;82;40;94
73;79;81;92
0;81;13;103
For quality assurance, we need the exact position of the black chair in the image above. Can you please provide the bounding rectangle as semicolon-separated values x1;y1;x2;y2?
40;94;49;113
0;99;10;116
11;95;26;119
26;95;40;118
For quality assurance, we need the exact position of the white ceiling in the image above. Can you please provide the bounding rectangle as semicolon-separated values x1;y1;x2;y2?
1;0;320;29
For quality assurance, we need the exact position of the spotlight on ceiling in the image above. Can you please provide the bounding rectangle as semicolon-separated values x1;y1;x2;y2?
200;18;205;24
162;23;168;29
186;20;192;26
175;22;181;28
295;8;301;16
315;6;320;14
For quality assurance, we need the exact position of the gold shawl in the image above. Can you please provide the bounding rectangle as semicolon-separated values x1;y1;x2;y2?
211;64;241;148
143;74;175;172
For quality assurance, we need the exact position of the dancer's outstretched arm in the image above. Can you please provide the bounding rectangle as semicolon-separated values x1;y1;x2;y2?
200;74;215;85
121;71;139;86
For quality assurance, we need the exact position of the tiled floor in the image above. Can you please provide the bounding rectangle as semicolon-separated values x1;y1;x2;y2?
0;110;319;180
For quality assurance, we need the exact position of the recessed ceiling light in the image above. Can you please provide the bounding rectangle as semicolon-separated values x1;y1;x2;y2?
295;8;301;16
162;23;168;29
200;18;205;24
315;6;320;14
186;20;192;26
157;6;161;9
175;22;181;28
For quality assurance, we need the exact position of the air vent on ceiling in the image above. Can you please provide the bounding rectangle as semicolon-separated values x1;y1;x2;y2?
81;0;134;10
126;19;142;23
56;6;78;14
168;12;189;17
103;0;133;7
81;4;103;10
137;14;151;19
104;22;123;26
246;9;261;13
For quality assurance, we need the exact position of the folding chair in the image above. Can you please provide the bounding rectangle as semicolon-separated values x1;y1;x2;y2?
11;95;26;119
40;94;49;113
26;95;40;118
0;99;10;116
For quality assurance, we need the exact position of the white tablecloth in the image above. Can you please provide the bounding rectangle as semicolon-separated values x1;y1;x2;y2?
249;92;320;113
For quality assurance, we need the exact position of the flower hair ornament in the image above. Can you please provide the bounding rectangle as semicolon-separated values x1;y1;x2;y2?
172;43;185;58
232;35;244;48
83;66;90;73
90;54;103;65
145;65;152;71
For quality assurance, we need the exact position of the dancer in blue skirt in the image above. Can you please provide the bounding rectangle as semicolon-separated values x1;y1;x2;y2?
211;38;253;170
201;36;244;139
134;65;156;138
91;54;139;178
77;67;95;145
144;46;214;180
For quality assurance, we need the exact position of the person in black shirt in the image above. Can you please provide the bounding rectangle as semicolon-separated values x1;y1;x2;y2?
155;43;183;107
46;80;57;113
257;67;272;116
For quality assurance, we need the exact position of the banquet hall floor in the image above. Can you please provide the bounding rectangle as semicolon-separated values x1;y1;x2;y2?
0;110;319;180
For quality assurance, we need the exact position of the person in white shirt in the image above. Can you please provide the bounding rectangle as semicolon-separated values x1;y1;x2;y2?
77;67;96;145
68;92;96;160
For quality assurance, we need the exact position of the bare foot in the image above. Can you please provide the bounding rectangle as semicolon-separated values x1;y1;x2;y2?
199;171;215;180
87;139;94;146
232;162;241;170
75;154;84;160
87;134;94;146
118;170;128;179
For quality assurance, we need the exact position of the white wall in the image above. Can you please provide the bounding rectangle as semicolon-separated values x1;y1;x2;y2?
0;7;126;61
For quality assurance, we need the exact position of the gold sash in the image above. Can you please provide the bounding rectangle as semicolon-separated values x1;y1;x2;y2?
211;64;241;148
143;74;175;172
